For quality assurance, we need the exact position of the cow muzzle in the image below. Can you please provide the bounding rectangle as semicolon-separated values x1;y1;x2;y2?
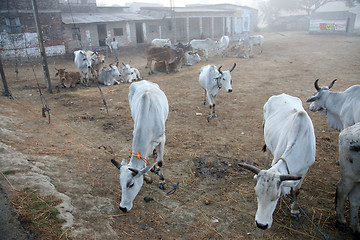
119;206;128;213
256;221;268;230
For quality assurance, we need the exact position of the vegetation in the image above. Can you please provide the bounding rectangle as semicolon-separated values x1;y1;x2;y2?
9;188;68;240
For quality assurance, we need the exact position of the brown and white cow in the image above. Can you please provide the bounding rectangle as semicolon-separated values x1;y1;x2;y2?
55;68;81;88
144;46;185;74
85;50;105;79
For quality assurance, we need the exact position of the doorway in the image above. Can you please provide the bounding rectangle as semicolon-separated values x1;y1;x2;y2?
135;22;144;43
97;24;107;46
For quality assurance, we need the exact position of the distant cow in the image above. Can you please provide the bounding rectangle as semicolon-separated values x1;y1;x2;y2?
217;35;230;56
173;42;193;52
55;68;81;88
121;63;142;83
154;53;184;73
190;38;219;61
184;51;201;66
199;63;236;121
307;79;360;131
239;93;316;230
74;50;92;85
151;38;172;47
111;80;169;213
145;46;185;74
86;50;105;79
336;122;360;239
239;35;264;54
98;63;121;86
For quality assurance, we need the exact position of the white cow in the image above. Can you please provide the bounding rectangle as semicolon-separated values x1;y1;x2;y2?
184;51;201;66
74;50;92;85
336;122;360;238
111;80;169;212
239;94;316;230
97;63;121;86
199;63;236;121
307;79;360;131
217;35;230;56
151;38;172;47
121;63;142;83
239;35;264;54
190;38;219;61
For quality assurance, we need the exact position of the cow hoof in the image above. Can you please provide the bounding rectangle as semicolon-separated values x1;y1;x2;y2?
291;213;300;221
336;221;347;232
212;114;217;118
159;182;167;190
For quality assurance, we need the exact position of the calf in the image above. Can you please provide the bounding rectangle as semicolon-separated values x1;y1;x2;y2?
86;50;105;79
121;63;142;83
239;94;316;230
184;51;201;66
55;68;81;88
97;63;121;86
154;53;184;73
199;63;236;120
111;80;169;212
336;122;360;238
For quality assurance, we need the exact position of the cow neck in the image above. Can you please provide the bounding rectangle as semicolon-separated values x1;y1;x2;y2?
216;78;222;89
129;150;149;168
272;157;291;175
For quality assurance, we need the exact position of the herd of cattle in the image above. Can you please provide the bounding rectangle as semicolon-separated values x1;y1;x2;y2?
55;35;263;89
54;35;359;238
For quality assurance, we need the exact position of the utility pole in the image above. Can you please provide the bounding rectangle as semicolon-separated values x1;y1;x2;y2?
31;0;52;93
0;54;12;98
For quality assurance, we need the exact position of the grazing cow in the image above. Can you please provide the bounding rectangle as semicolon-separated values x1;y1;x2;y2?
145;46;185;74
190;38;219;61
121;63;142;83
55;68;81;88
239;94;316;230
151;38;172;47
86;50;105;79
239;35;264;54
336;122;360;238
97;63;121;86
74;50;92;85
111;80;169;213
184;51;201;66
307;79;360;131
199;63;236;120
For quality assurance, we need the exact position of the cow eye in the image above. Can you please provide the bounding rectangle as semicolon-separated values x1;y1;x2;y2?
128;183;134;188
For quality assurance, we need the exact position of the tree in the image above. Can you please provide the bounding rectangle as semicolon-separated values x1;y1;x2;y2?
297;0;341;15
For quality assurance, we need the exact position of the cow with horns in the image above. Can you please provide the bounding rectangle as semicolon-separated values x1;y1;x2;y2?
97;62;121;86
111;80;169;212
238;94;316;230
199;63;236;121
306;79;360;131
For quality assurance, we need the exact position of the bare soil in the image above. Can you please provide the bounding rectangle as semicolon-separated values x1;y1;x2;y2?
0;31;359;239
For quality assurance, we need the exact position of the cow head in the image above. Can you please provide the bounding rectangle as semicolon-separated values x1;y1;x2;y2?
238;163;301;230
55;68;72;88
216;63;236;92
306;79;337;113
111;159;156;213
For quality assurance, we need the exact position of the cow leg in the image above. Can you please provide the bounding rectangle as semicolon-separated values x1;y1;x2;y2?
147;59;153;75
348;183;360;236
205;50;209;61
212;104;216;118
336;177;355;232
290;189;301;220
203;90;207;105
165;61;170;74
156;135;166;190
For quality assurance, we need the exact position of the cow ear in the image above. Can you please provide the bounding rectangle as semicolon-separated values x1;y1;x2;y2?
306;95;319;102
55;72;59;77
279;175;302;182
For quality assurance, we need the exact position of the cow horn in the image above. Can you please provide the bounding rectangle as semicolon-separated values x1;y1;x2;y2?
109;63;113;68
122;62;126;66
279;175;302;182
229;63;236;72
218;65;223;74
238;163;261;175
128;168;139;177
314;79;320;91
111;159;121;170
328;79;337;89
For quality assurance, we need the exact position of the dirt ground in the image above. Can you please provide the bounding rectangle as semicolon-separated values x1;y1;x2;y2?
0;31;359;239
